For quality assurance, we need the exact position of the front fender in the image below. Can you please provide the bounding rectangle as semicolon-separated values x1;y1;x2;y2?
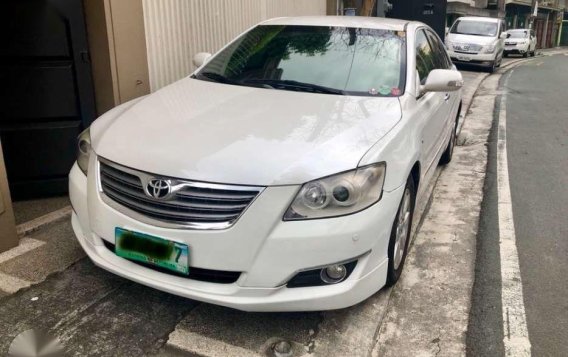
358;96;422;192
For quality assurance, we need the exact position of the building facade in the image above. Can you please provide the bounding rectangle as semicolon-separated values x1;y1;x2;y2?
447;1;506;27
505;0;566;48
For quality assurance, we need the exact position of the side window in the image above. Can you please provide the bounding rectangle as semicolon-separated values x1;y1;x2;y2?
425;30;452;69
415;30;435;84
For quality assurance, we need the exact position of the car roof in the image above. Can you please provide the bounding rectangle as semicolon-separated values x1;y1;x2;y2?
457;16;501;23
261;16;411;31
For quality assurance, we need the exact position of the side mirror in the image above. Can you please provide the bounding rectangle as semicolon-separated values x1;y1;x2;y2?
421;69;464;94
193;52;212;68
500;33;508;39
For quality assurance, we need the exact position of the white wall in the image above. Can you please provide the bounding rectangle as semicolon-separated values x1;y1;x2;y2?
142;0;327;91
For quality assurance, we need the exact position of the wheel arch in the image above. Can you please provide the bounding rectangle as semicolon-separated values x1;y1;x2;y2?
410;161;421;192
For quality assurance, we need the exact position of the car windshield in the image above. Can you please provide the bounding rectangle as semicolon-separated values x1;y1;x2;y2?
195;25;406;97
507;31;528;39
450;20;498;37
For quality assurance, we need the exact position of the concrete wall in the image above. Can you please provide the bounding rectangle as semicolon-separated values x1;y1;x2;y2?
84;0;151;115
0;140;17;253
142;0;327;91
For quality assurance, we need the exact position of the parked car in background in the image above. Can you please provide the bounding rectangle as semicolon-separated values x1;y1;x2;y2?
69;16;463;312
446;16;506;72
504;29;537;58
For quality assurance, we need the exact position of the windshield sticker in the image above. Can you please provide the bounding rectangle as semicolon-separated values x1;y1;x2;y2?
378;85;392;96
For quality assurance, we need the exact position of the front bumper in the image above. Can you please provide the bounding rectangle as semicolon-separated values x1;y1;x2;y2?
448;50;497;67
69;159;404;311
504;44;529;55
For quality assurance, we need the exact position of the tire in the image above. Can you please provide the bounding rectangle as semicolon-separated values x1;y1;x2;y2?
439;110;459;165
386;176;416;286
523;51;528;58
488;61;496;73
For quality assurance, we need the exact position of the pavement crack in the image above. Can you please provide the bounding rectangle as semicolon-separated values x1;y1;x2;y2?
368;287;395;357
53;282;128;341
306;312;325;354
432;334;442;357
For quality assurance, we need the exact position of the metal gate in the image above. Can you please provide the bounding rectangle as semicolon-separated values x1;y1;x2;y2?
0;0;95;200
561;21;568;46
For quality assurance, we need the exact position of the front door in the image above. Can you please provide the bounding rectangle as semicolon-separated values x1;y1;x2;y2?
415;29;447;177
0;0;96;200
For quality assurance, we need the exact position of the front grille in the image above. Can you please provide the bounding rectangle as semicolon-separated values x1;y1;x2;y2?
452;43;482;53
102;240;241;284
99;159;263;229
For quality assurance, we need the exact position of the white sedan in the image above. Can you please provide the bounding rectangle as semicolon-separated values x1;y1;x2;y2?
69;16;462;311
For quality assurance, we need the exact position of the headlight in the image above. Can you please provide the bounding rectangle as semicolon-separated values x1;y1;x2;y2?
483;45;496;54
283;163;386;221
77;128;91;175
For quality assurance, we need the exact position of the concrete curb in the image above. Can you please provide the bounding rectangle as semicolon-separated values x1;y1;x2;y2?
368;50;568;356
372;71;505;357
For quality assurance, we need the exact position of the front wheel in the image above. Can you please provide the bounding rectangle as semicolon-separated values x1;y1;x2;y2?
439;113;459;165
386;176;416;286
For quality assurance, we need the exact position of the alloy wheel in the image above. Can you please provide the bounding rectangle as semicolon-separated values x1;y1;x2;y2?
393;188;412;270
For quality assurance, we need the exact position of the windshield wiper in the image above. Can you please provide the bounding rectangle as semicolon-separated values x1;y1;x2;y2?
242;79;345;95
195;72;238;85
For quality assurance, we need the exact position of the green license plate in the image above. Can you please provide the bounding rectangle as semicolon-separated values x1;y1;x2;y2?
115;228;189;275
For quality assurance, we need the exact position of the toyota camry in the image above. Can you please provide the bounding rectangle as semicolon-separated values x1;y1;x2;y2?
69;16;463;311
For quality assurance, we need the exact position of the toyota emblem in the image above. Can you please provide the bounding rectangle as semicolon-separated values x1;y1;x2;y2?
147;179;172;199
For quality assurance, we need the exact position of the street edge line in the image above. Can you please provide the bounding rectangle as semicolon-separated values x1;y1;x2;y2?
496;74;532;356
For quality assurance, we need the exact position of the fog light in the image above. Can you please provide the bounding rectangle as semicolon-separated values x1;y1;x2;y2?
321;264;347;284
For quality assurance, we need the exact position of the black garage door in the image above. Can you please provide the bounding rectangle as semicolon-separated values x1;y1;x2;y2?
0;0;95;200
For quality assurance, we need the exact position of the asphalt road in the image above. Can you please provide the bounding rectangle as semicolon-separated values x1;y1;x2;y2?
468;53;568;356
0;259;199;356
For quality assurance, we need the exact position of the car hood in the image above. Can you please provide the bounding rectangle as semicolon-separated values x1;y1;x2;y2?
447;33;496;45
92;78;402;186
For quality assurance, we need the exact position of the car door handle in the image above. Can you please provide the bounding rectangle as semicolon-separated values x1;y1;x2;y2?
444;93;451;102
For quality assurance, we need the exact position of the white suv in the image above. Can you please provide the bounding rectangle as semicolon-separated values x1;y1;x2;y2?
504;29;537;58
446;16;506;72
69;16;462;312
